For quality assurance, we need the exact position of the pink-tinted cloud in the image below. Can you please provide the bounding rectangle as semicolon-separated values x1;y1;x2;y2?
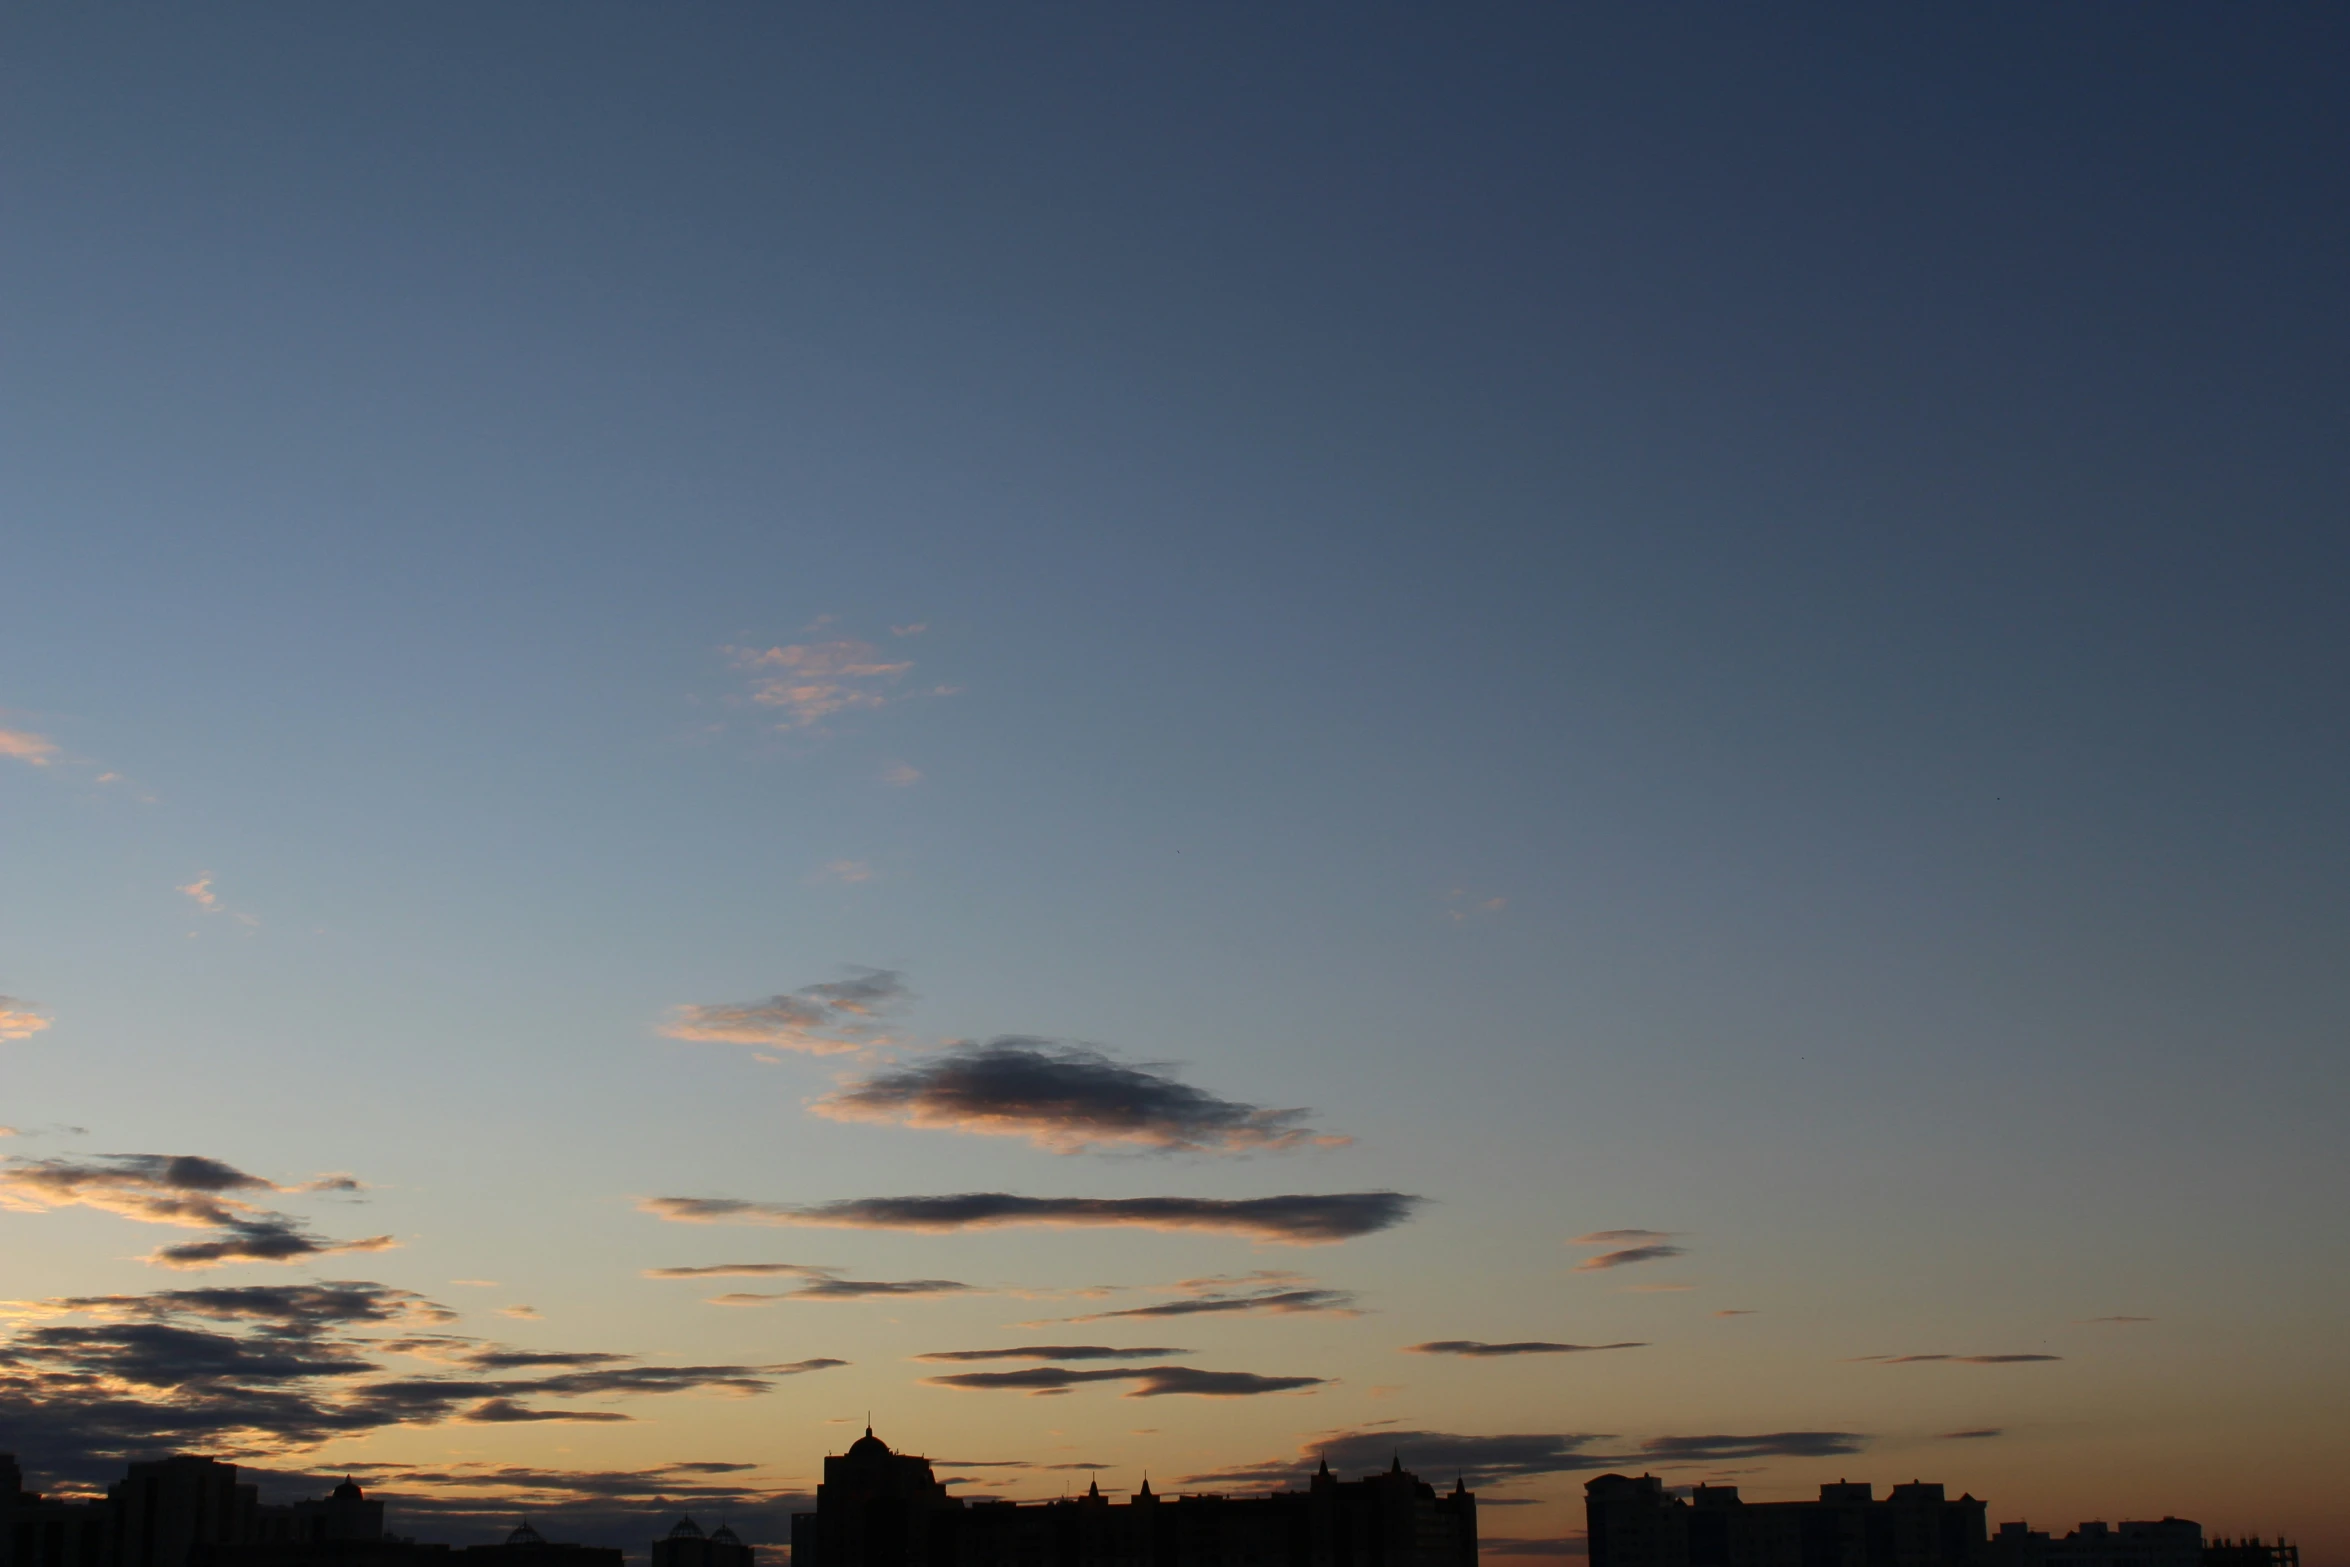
177;874;258;927
880;763;923;787
659;969;906;1055
1571;1230;1677;1245
0;729;61;767
728;640;914;729
0;997;53;1043
1574;1244;1685;1271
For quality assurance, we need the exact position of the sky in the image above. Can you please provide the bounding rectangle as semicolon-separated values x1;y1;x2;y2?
2;3;2346;1560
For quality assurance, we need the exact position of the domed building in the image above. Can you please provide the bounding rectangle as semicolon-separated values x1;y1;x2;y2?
652;1515;755;1567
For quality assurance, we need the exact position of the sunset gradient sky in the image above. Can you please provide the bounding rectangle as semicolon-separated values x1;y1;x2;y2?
3;6;2346;1562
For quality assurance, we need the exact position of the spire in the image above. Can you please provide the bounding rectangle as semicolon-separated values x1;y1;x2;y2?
1088;1478;1101;1499
1138;1475;1154;1499
1391;1453;1403;1474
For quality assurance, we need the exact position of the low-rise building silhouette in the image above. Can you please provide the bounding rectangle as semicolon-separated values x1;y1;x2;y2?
791;1427;1476;1567
651;1518;751;1567
1585;1475;1988;1567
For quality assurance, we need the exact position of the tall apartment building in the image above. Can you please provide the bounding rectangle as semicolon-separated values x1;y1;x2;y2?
791;1428;1477;1567
1585;1475;1988;1567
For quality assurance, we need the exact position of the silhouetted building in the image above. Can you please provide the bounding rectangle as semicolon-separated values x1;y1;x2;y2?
1585;1475;1987;1567
792;1429;1476;1567
4;1456;110;1567
1989;1520;2202;1567
652;1518;753;1567
453;1525;618;1567
2201;1542;2296;1567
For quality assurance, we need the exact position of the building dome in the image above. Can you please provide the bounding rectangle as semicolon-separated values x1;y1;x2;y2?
710;1527;743;1546
846;1425;892;1459
332;1479;365;1502
507;1524;546;1547
667;1518;705;1540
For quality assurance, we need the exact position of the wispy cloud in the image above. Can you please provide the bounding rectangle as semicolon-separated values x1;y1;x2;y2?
177;874;258;928
881;763;923;787
0;997;53;1043
659;969;907;1056
1941;1429;2004;1440
1635;1433;1865;1461
809;859;876;886
812;1039;1349;1155
914;1345;1192;1363
464;1398;632;1424
1713;1309;1758;1317
644;1260;971;1304
0;1154;392;1269
921;1364;1324;1398
1851;1354;2061;1365
642;1191;1421;1245
1571;1230;1676;1245
0;728;62;767
1404;1341;1645;1358
1573;1245;1685;1272
0;1283;845;1463
1188;1431;1618;1488
2077;1315;2154;1324
728;640;916;730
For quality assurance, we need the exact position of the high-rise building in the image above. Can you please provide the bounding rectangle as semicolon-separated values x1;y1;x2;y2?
1585;1475;1988;1567
791;1428;1476;1567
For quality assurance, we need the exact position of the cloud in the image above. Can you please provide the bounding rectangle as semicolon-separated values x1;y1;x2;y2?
178;875;258;927
812;1039;1348;1155
728;640;915;729
465;1399;632;1424
921;1364;1324;1398
1713;1310;1758;1317
1573;1245;1685;1272
1858;1354;2062;1365
0;1283;840;1463
660;969;907;1055
1482;1540;1588;1558
1571;1231;1676;1245
0;728;62;767
914;1346;1192;1363
0;998;52;1042
644;1261;970;1303
1940;1429;2003;1440
1634;1433;1866;1461
1404;1341;1646;1358
2078;1316;2154;1324
1050;1286;1360;1323
643;1190;1421;1245
881;764;923;787
498;1306;542;1320
0;1154;394;1269
810;860;875;886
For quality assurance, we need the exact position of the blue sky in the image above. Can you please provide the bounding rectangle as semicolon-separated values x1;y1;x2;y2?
2;5;2345;1559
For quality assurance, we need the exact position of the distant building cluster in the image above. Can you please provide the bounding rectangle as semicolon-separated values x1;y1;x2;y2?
791;1428;1477;1567
0;1455;723;1567
1;1442;2302;1567
1582;1475;2296;1567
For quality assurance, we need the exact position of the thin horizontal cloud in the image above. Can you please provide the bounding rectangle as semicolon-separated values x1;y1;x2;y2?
914;1346;1192;1363
660;968;906;1055
2078;1315;2154;1324
881;763;922;787
0;998;53;1042
1858;1354;2061;1365
1053;1287;1359;1324
645;1261;970;1303
1941;1429;2004;1440
32;1282;453;1328
812;1038;1348;1155
727;639;915;730
1573;1245;1684;1272
1713;1310;1758;1317
1404;1341;1646;1358
1636;1433;1865;1461
1482;1540;1588;1558
465;1399;632;1424
641;1191;1421;1245
0;1154;393;1270
922;1364;1324;1398
1571;1231;1676;1245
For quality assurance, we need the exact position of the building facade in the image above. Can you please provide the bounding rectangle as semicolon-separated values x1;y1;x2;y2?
1585;1475;1988;1567
792;1429;1477;1567
652;1517;754;1567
